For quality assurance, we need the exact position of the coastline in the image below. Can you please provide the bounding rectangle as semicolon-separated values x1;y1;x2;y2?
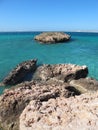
0;32;98;129
0;60;98;130
0;31;98;86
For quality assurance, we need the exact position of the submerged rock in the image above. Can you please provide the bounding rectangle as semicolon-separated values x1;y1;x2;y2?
3;59;37;85
33;64;88;82
20;92;98;130
34;32;71;43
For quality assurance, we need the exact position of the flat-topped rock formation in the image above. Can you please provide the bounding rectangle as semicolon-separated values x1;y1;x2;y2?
34;32;71;43
33;64;88;82
20;91;98;130
3;59;37;85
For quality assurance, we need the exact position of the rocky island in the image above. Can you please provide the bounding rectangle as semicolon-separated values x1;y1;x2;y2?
34;32;71;43
0;59;98;130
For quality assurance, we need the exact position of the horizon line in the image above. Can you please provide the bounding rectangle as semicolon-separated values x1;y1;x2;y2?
0;30;98;33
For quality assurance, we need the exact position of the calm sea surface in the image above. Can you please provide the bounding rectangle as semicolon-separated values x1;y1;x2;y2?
0;32;98;94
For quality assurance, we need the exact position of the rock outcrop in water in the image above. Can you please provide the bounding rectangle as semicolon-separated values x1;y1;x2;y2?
34;32;71;43
3;59;37;85
0;60;98;130
33;64;88;82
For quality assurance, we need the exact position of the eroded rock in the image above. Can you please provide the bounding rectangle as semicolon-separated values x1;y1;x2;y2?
20;92;98;130
70;77;98;93
1;62;98;130
34;32;71;43
0;81;78;130
33;64;88;82
3;59;37;85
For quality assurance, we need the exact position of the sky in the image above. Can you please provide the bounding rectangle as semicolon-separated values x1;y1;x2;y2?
0;0;98;32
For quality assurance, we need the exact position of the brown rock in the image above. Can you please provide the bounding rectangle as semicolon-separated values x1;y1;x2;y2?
1;62;97;130
20;91;98;130
70;77;98;93
33;64;88;82
0;81;78;130
34;32;71;43
3;59;37;85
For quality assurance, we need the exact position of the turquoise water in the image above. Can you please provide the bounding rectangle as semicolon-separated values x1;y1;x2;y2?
0;32;98;94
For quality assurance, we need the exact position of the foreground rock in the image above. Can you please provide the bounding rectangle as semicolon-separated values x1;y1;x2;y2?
34;32;71;43
20;91;98;130
1;62;98;130
33;64;88;82
70;77;98;93
3;59;37;85
0;81;79;130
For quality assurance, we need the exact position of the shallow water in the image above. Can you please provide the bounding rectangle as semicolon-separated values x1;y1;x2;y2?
0;32;98;94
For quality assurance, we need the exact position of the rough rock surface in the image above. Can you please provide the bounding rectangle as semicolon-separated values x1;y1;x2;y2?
3;59;37;85
33;64;88;82
1;62;98;130
70;77;98;93
20;91;98;130
0;81;78;130
34;32;71;43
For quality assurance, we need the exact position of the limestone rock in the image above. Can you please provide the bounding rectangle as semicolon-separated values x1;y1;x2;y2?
33;64;88;82
3;59;37;85
20;91;98;130
34;32;71;43
70;77;98;93
1;61;98;130
0;81;78;130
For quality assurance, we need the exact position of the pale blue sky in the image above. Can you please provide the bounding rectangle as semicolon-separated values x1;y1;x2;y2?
0;0;98;31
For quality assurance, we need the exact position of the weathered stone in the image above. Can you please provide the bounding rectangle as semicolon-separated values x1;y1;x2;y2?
0;81;78;130
3;59;37;85
20;91;98;130
33;64;88;82
1;61;98;130
70;77;98;93
34;32;71;43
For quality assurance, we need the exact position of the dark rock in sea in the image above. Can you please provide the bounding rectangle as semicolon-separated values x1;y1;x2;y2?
3;59;37;85
70;77;98;93
33;64;88;82
0;81;78;130
34;32;71;43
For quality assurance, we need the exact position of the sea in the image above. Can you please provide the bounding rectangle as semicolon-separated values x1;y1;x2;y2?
0;31;98;94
